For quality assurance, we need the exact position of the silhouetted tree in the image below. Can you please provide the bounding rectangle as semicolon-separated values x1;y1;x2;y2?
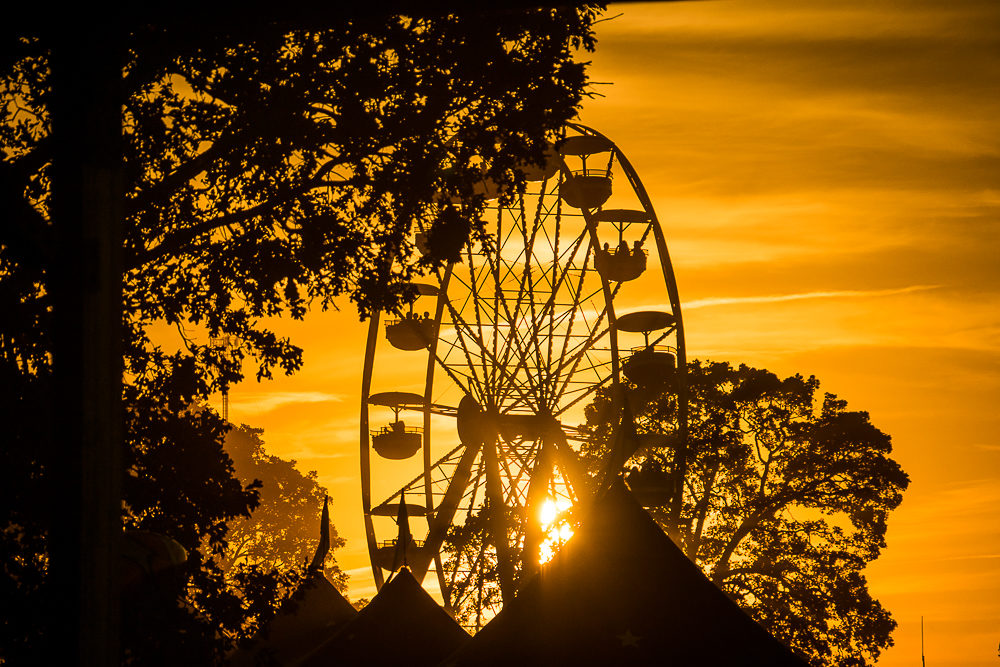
441;503;527;629
582;361;909;666
221;424;347;591
1;8;602;663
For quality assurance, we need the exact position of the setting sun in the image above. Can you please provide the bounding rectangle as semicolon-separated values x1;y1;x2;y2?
539;498;575;564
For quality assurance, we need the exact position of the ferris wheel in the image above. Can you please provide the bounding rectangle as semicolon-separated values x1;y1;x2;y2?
359;123;687;628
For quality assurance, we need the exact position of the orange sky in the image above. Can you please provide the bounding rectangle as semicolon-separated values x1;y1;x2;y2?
219;2;1000;664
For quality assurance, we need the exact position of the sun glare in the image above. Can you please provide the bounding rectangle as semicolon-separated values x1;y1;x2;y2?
538;497;575;564
539;499;559;528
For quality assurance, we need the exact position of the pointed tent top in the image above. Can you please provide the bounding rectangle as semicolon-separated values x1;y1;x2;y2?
228;569;356;667
231;495;356;666
441;481;807;666
397;490;411;538
308;495;331;573
392;489;414;572
300;567;469;667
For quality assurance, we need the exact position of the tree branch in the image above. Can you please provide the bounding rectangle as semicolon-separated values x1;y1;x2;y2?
689;458;720;561
131;166;357;270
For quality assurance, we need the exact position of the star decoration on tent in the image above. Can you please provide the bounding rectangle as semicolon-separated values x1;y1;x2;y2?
617;629;641;648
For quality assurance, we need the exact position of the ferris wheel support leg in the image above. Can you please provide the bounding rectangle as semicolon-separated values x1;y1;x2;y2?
433;552;452;612
411;441;482;582
549;427;593;501
521;440;554;581
484;439;516;601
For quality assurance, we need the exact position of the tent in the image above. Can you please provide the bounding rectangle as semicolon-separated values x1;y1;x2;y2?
229;498;357;666
298;567;469;667
441;481;808;666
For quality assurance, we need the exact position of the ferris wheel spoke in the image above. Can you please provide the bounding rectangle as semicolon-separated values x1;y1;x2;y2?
441;296;493;404
372;442;467;511
490;206;503;403
493;294;584;411
495;349;546;412
524;267;547;409
497;438;539;507
533;220;560;295
493;240;525;291
534;206;583;300
459;454;487;520
557;331;613;376
472;303;543;412
552;355;615;415
490;305;538;405
540;231;590;373
443;307;538;412
495;189;546;399
553;370;615;419
550;308;613;407
495;445;522;504
465;243;494;405
484;253;525;394
432;349;478;399
551;248;598;402
479;236;542;407
498;435;537;473
560;353;614;383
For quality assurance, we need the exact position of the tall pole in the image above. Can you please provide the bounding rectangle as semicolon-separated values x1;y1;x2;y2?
210;335;233;421
49;15;124;666
921;616;926;667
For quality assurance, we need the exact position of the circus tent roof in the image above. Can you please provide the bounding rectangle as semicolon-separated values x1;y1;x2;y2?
299;567;469;667
440;481;808;667
229;571;357;667
229;497;357;667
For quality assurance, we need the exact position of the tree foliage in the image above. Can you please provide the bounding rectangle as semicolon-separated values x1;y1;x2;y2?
1;6;602;663
442;503;527;629
583;360;910;666
221;424;347;591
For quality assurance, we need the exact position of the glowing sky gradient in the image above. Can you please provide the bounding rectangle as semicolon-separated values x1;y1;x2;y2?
222;2;1000;664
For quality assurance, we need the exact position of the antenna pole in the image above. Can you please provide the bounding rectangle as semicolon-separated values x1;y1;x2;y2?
921;615;926;667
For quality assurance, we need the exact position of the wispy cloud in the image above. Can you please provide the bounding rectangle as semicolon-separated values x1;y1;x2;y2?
683;285;940;310
936;553;1000;562
229;391;343;415
345;566;373;577
292;451;350;462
